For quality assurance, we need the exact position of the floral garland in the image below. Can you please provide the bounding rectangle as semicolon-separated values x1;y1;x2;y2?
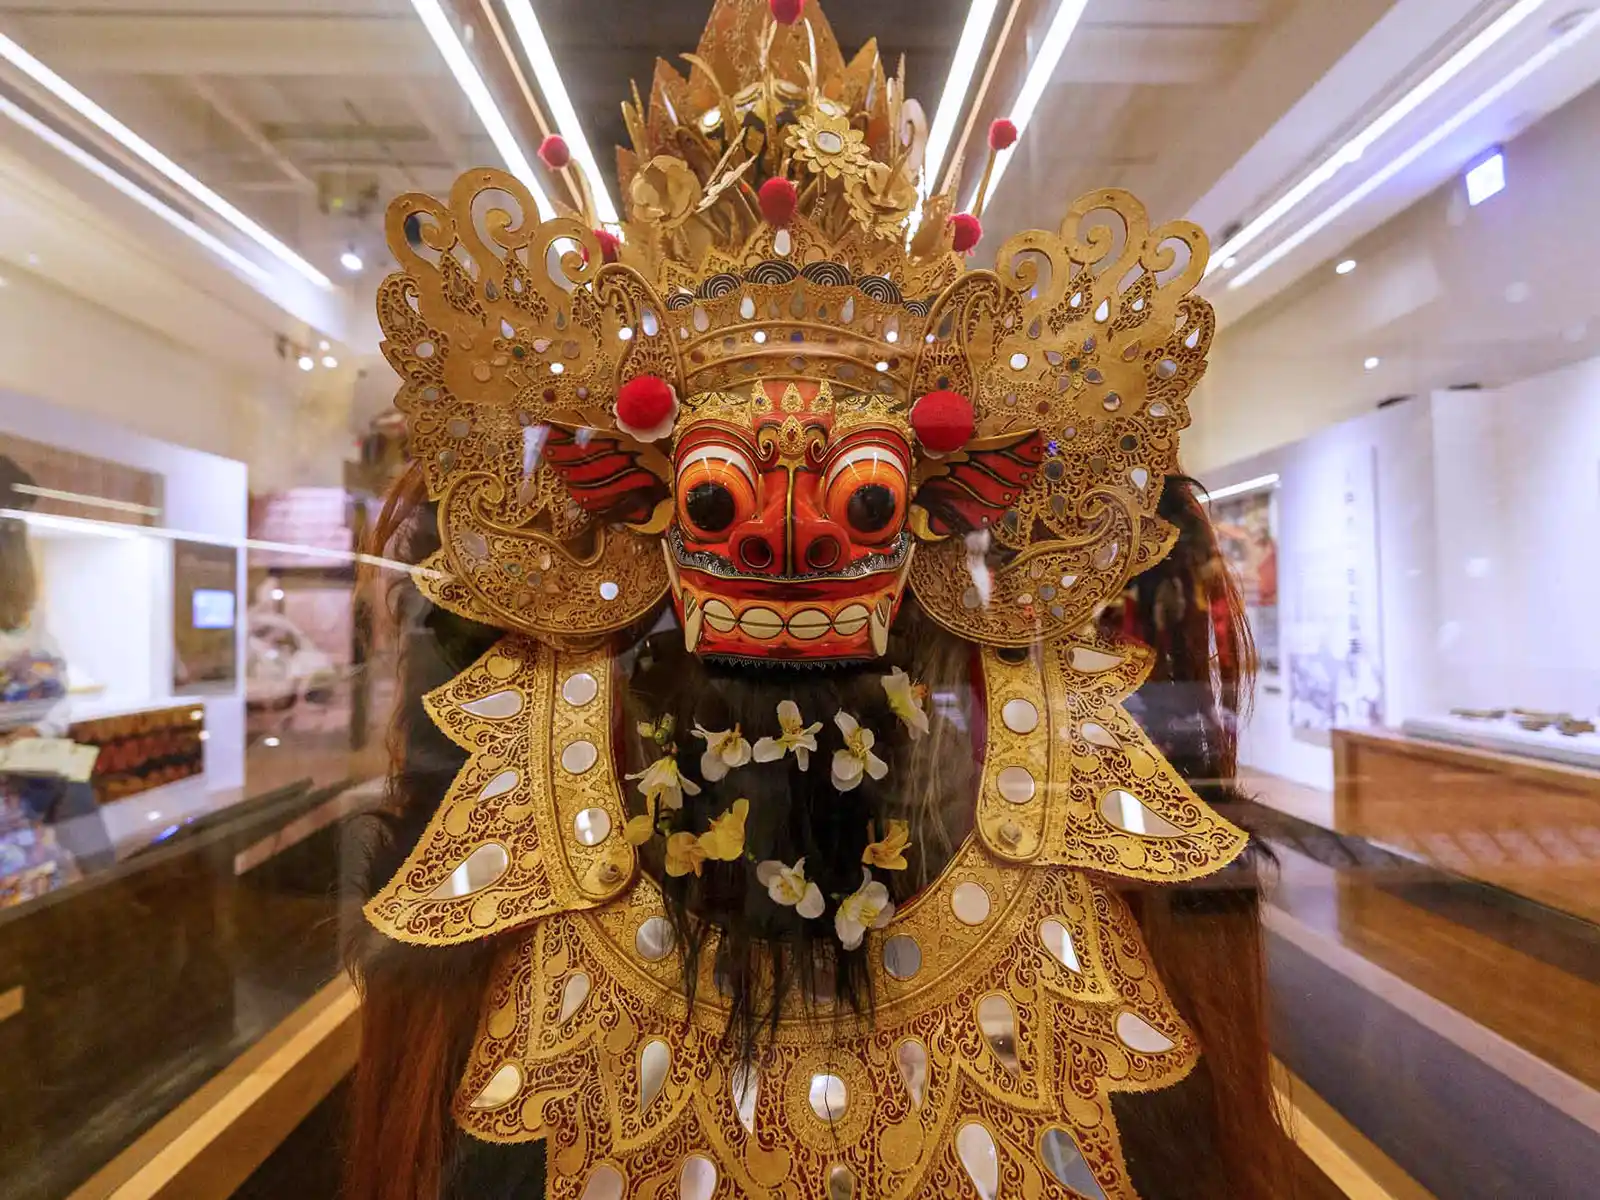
623;670;930;948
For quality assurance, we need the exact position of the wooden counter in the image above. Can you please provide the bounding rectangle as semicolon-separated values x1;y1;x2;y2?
1333;726;1600;925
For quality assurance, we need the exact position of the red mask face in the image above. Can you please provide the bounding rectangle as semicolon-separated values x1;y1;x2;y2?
667;380;914;662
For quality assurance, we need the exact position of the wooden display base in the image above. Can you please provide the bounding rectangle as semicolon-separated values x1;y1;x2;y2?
1333;727;1600;924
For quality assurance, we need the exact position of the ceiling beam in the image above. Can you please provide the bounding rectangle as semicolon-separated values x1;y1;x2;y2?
1088;0;1276;26
1;15;441;77
1056;26;1246;86
187;76;315;194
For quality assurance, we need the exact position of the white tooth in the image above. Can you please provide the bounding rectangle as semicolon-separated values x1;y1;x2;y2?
869;599;891;657
682;595;704;653
661;540;681;592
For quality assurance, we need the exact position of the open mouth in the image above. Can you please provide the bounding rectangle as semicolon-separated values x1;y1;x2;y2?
663;537;916;659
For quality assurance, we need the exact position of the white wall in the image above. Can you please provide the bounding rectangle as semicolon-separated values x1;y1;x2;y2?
1430;360;1600;714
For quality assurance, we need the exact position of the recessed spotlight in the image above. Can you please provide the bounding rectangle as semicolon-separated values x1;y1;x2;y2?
339;248;364;273
1336;259;1358;275
1364;356;1381;371
270;587;285;601
263;735;281;748
318;339;330;351
322;355;338;369
1466;149;1506;206
297;354;314;371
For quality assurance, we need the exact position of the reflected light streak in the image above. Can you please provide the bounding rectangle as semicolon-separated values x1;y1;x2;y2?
408;0;553;218
0;30;331;288
1;508;440;579
1211;0;1549;276
0;94;272;286
502;0;619;224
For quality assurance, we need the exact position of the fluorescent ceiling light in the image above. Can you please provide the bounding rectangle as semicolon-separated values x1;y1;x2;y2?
1465;149;1505;205
922;0;1002;199
1200;473;1280;503
966;0;1091;210
0;30;330;289
0;93;271;286
501;0;619;225
408;0;554;219
1229;7;1600;290
1210;0;1549;275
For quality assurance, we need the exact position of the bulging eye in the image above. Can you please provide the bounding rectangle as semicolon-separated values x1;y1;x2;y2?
826;445;907;543
676;445;756;540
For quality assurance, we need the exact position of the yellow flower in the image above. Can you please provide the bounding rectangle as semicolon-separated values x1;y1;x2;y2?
787;111;871;181
835;868;894;950
862;819;911;871
881;668;930;739
831;710;889;792
624;812;658;846
752;699;823;771
665;831;707;877
698;798;749;862
627;754;701;811
629;155;701;229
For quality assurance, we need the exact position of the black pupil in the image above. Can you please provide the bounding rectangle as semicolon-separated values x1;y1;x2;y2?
685;482;736;533
847;484;896;533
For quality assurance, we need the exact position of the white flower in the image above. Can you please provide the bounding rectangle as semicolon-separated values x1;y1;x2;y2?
756;856;825;919
835;868;895;950
752;699;823;771
693;723;752;782
626;754;701;811
880;668;930;739
831;711;889;792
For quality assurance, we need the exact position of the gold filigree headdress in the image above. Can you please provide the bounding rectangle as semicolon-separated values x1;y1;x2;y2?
378;0;1212;655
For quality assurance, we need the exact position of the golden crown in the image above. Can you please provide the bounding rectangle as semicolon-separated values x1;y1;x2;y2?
377;0;1215;651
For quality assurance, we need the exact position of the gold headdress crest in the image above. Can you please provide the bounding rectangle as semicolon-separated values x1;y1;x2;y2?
378;0;1213;652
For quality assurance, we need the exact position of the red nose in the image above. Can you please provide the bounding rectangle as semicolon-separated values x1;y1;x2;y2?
730;468;843;576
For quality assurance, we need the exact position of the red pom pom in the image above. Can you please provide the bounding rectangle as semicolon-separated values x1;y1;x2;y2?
988;118;1018;151
769;0;805;25
616;375;676;433
538;135;571;170
594;228;621;264
948;212;983;254
759;177;798;227
911;390;975;454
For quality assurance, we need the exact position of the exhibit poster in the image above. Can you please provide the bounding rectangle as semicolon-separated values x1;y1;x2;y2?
172;539;239;689
1286;448;1385;731
1211;486;1280;674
